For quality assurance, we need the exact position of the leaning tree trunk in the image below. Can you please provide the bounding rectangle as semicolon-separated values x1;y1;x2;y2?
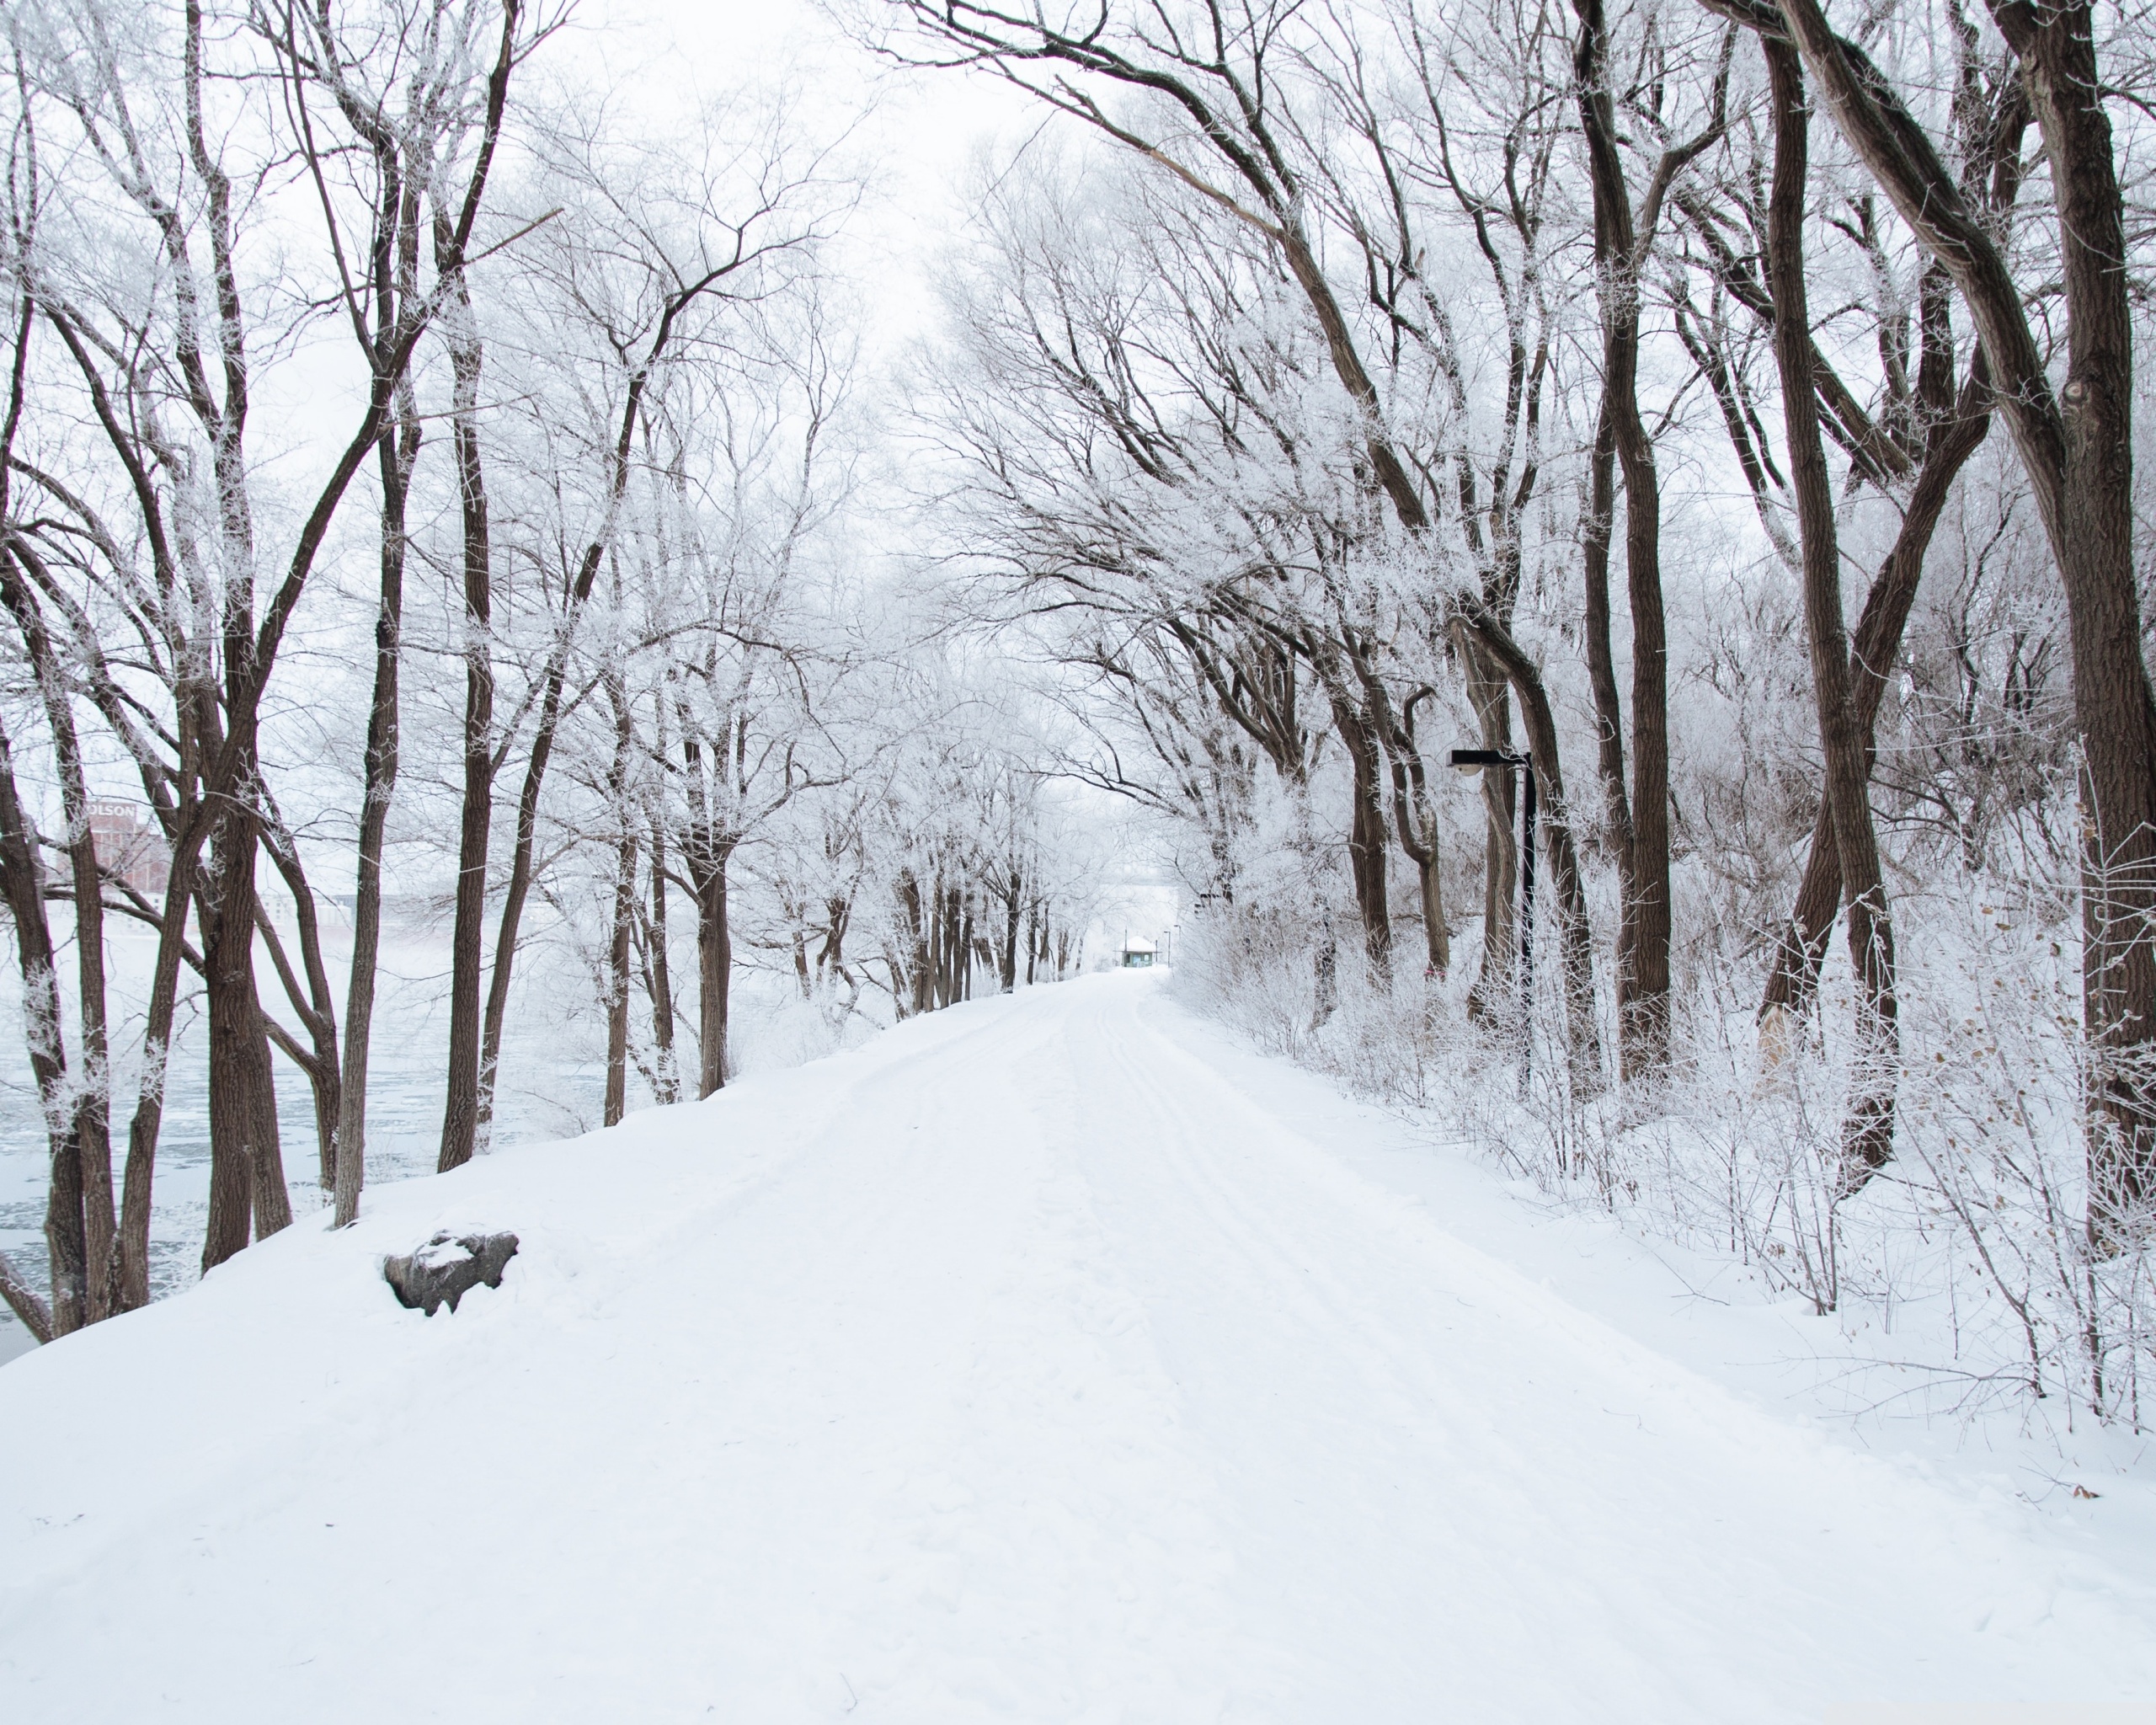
1760;353;1991;1031
1764;0;2156;1244
1766;38;1897;1184
0;718;83;1334
0;547;116;1317
257;808;342;1192
2009;0;2156;1245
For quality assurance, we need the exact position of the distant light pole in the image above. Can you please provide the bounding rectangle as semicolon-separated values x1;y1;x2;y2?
1450;748;1535;1081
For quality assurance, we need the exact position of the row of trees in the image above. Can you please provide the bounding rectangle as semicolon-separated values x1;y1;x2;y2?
873;0;2152;1242
0;0;1103;1343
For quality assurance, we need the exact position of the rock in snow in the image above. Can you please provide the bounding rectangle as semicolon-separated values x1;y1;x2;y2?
382;1231;520;1315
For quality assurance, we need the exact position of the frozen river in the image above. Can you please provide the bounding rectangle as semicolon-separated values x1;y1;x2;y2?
0;917;623;1361
0;909;881;1360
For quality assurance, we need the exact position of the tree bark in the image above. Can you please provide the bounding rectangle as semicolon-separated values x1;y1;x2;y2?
436;243;499;1179
255;804;341;1191
1320;672;1393;980
1765;38;1897;1183
1572;0;1697;1084
1454;614;1605;1090
0;1245;51;1343
604;685;639;1127
452;252;741;1169
898;867;931;1017
644;807;680;1103
693;844;733;1097
1760;355;1992;1024
201;791;291;1269
1760;0;2156;1242
1462;639;1519;1017
1580;409;1633;864
1384;689;1452;979
334;394;419;1226
0;547;116;1318
0;718;84;1332
1000;874;1023;992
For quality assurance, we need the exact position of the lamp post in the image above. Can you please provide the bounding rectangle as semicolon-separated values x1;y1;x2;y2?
1450;747;1534;1081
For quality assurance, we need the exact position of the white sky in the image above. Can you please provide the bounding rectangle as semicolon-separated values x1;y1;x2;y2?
574;0;1048;357
253;0;1043;487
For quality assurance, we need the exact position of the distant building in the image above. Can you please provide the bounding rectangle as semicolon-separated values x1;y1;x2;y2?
88;799;169;900
1121;935;1156;969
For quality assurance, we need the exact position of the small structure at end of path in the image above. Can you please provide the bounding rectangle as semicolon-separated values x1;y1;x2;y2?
1121;934;1157;969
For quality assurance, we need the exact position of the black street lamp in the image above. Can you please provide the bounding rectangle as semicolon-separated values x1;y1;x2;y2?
1450;747;1535;1078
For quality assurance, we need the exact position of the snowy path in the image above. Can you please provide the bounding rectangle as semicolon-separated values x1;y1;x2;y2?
3;972;2154;1720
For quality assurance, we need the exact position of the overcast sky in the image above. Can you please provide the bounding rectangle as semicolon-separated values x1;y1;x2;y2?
575;0;1049;355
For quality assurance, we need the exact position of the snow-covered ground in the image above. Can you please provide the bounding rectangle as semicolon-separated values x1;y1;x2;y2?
3;970;2154;1720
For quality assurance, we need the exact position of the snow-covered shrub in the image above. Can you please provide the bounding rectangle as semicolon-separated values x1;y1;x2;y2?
1172;849;2156;1432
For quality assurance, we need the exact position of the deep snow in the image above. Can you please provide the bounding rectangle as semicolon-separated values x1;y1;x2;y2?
3;970;2155;1720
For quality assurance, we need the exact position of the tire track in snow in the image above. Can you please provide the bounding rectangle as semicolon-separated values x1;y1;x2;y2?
6;975;2156;1722
821;1007;1248;1722
1051;978;2156;1719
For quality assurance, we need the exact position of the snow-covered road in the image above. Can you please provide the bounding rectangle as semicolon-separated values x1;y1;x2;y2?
4;972;2153;1720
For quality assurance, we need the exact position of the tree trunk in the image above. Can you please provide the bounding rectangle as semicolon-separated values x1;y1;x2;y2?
1581;409;1632;866
1462;641;1518;1017
0;1245;51;1343
604;684;639;1127
201;791;291;1269
334;403;418;1226
466;671;566;1166
437;241;497;1178
2012;1;2156;1244
1326;687;1393;982
1360;672;1451;981
605;824;640;1125
645;809;679;1103
1573;0;1674;1083
115;782;216;1310
1769;0;2156;1243
1766;37;1897;1183
695;845;732;1097
256;809;341;1192
0;548;116;1317
1000;877;1022;992
1760;355;1991;1026
898;868;931;1017
0;719;84;1333
1459;616;1607;1092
